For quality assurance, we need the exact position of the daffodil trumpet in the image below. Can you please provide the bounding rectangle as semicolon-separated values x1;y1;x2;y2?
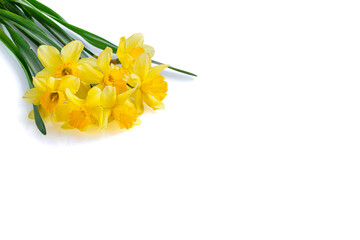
0;0;196;135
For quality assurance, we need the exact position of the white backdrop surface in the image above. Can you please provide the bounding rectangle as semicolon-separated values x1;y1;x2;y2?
1;0;360;239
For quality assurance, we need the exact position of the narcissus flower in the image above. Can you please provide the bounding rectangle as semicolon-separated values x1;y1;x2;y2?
116;33;155;70
129;52;169;114
99;86;140;129
89;47;129;94
35;40;102;86
23;75;80;117
54;87;103;131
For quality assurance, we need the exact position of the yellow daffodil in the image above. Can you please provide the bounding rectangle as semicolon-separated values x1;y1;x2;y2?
35;40;103;86
23;75;80;118
98;86;140;129
130;52;169;114
54;87;103;131
116;33;155;70
89;47;129;94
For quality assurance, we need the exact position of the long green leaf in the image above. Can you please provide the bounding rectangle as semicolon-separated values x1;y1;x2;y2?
0;9;61;49
17;4;95;57
4;23;43;75
0;26;46;135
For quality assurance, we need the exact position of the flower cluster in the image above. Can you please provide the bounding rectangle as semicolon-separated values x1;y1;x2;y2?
23;34;169;132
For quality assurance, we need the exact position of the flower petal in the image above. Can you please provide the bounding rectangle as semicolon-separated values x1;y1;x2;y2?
37;45;62;68
23;88;44;104
65;88;85;107
86;87;101;108
61;40;84;63
147;64;169;81
143;44;155;57
126;33;144;52
142;75;168;101
101;108;112;129
101;86;117;109
78;57;98;68
133;89;144;115
35;67;57;81
112;105;138;129
97;47;113;74
58;75;80;94
54;104;74;122
117;84;138;106
143;93;165;111
33;77;48;91
77;63;104;84
134;52;151;80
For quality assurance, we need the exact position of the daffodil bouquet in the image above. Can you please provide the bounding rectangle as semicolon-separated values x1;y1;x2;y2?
0;0;195;135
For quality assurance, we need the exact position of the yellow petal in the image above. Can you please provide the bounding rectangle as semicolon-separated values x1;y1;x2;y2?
35;68;57;81
133;89;144;114
68;108;92;131
37;45;62;68
147;64;169;81
23;88;44;104
126;33;144;52
142;75;168;101
45;77;57;90
77;63;104;84
61;40;84;63
65;88;85;107
116;36;126;55
90;106;103;127
134;52;151;80
117;84;138;106
86;87;101;108
58;75;80;94
143;44;155;57
78;57;98;68
143;93;165;111
101;108;112;129
76;82;91;99
28;110;34;120
33;77;48;91
54;104;73;122
40;89;66;113
128;47;145;62
101;86;117;109
97;47;113;74
112;105;138;129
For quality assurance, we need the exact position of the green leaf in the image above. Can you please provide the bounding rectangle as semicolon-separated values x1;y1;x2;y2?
0;25;46;135
4;23;43;75
18;4;71;46
33;105;46;135
0;9;62;49
18;0;67;22
152;60;197;77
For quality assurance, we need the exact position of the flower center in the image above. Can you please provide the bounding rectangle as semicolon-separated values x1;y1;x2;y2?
62;67;72;76
50;92;59;103
55;63;78;78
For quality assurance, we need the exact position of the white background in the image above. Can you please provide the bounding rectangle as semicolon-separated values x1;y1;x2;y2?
1;0;360;239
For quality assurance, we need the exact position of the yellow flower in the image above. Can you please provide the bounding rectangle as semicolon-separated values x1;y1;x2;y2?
90;47;129;95
54;87;103;131
130;52;169;114
35;40;102;86
116;33;155;70
23;75;80;115
98;86;140;129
